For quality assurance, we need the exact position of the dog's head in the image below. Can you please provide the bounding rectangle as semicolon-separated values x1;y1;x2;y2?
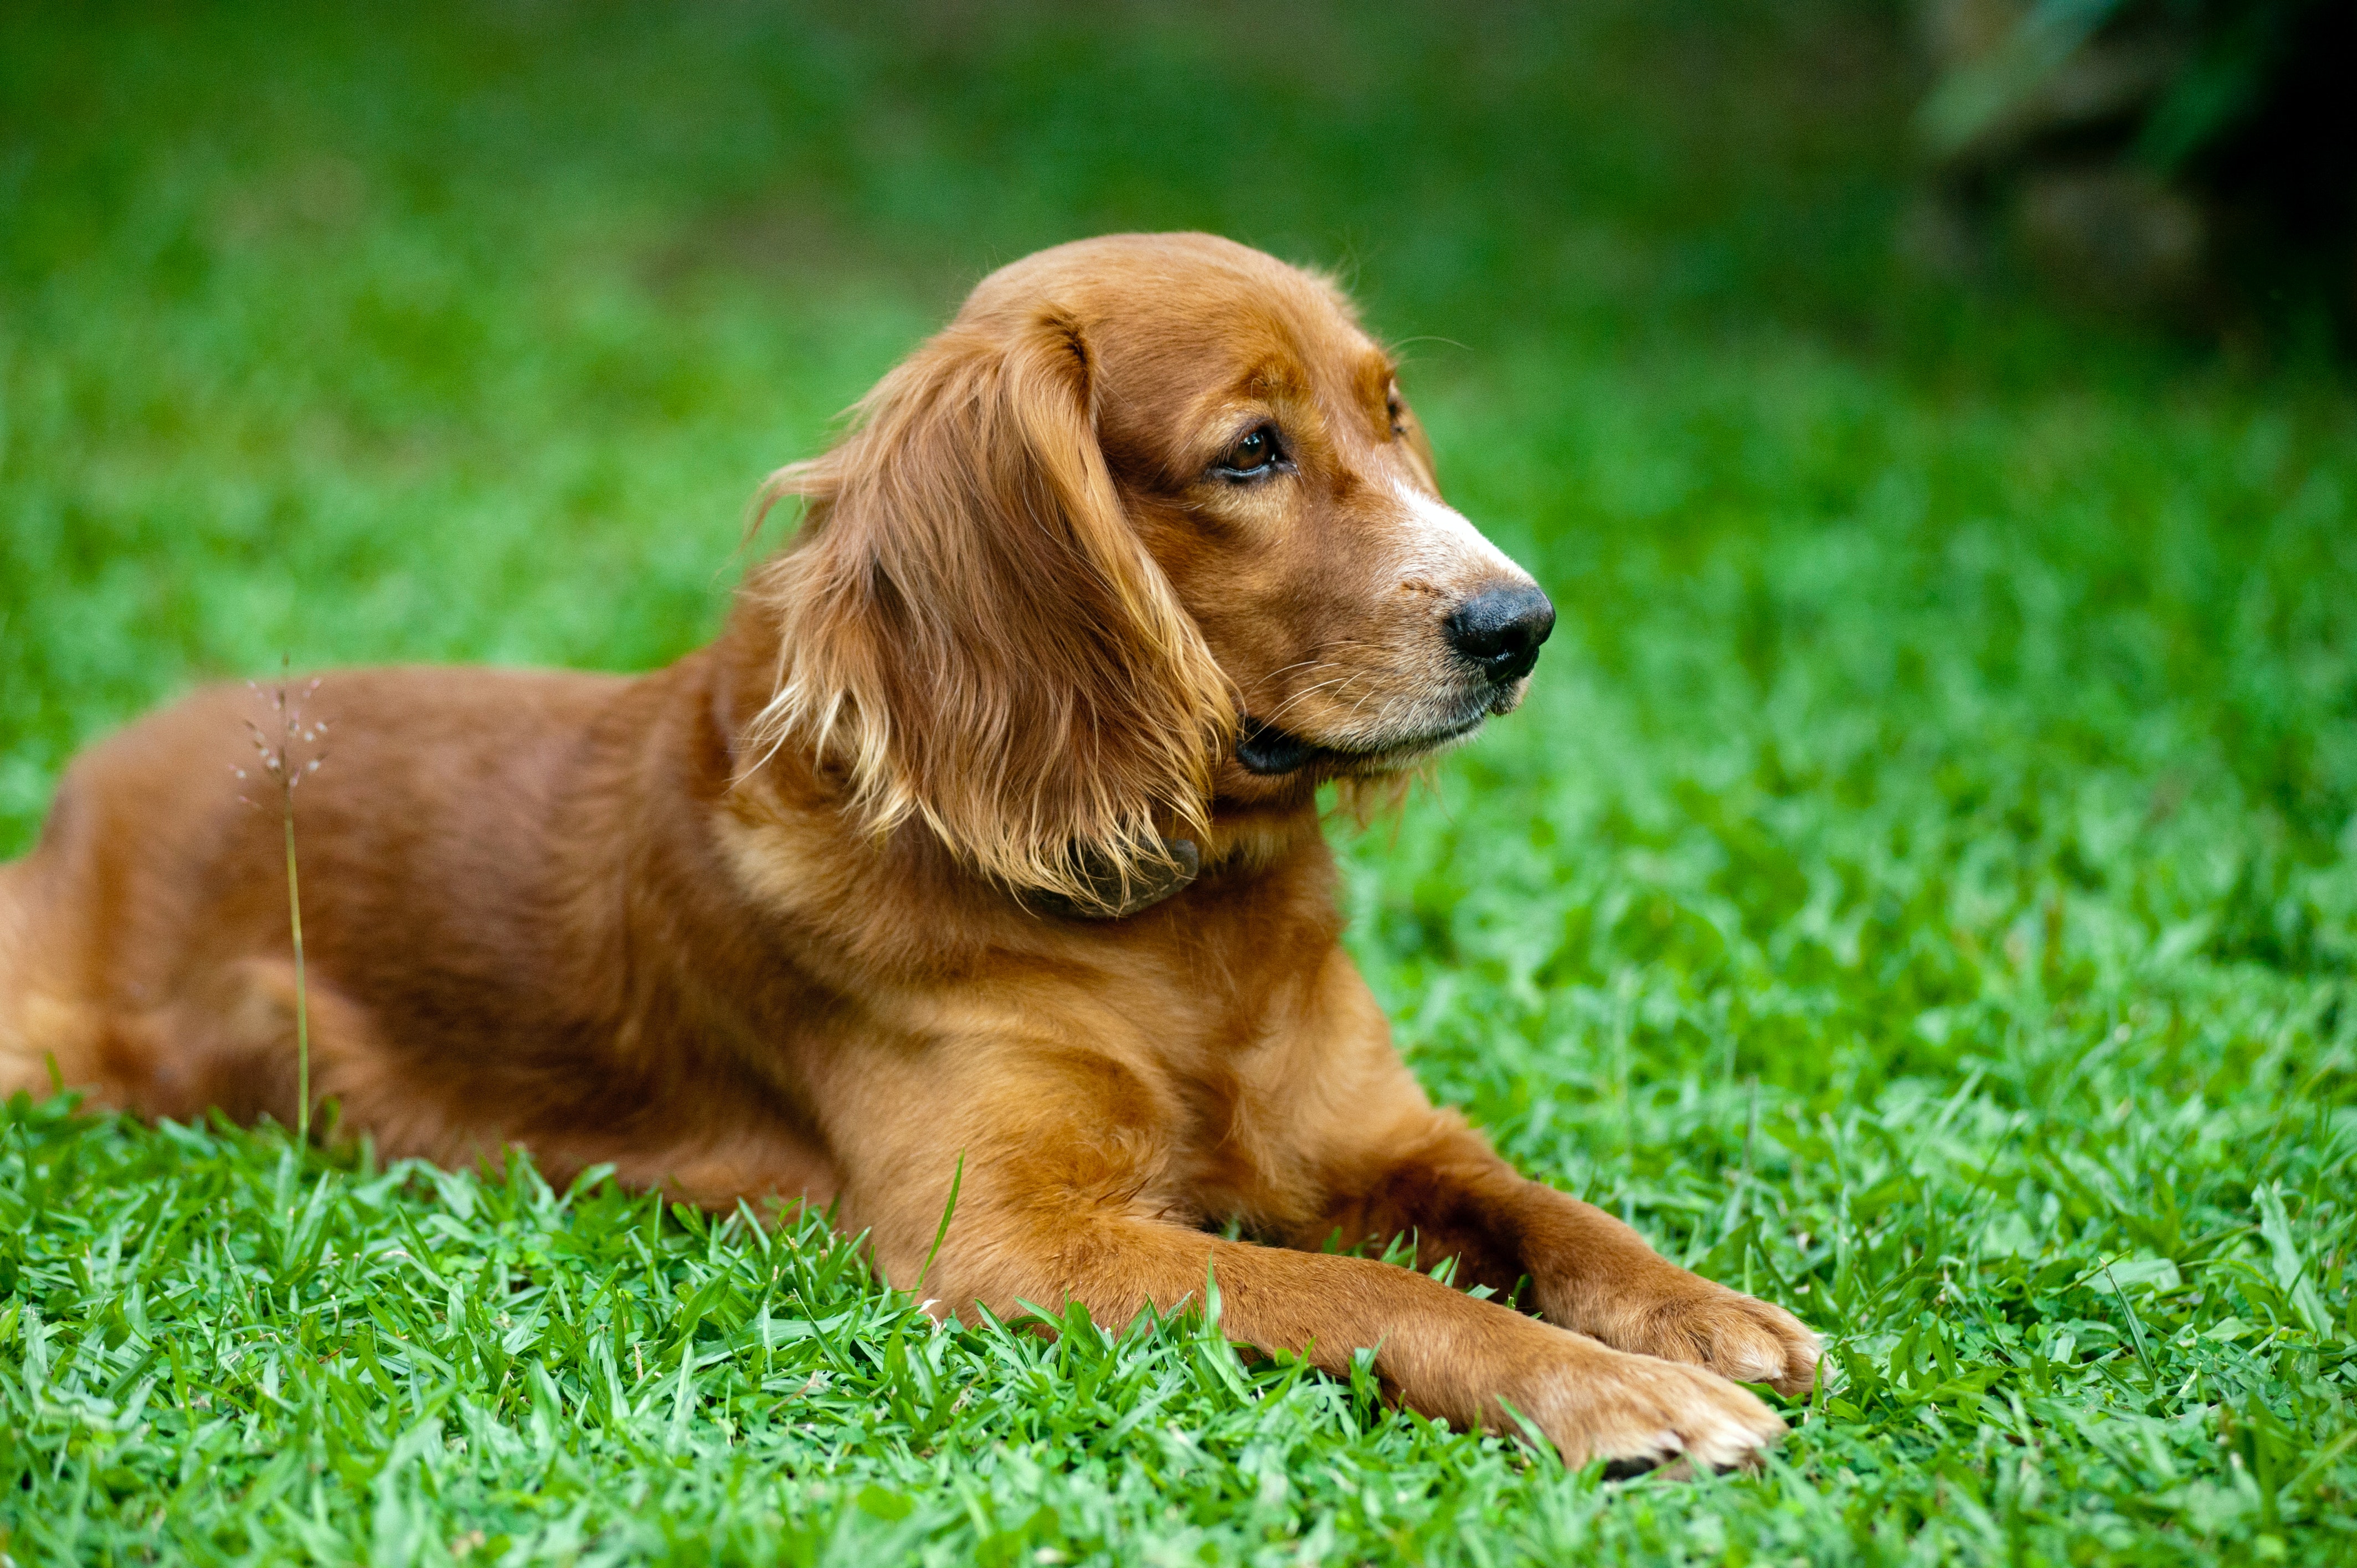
748;233;1552;912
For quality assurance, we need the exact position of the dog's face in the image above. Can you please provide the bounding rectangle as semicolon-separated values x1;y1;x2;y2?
974;234;1554;783
752;233;1554;906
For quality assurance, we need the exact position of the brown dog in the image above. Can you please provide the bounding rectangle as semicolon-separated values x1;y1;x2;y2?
0;234;1815;1469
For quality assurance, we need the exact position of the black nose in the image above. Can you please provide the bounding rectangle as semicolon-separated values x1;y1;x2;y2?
1445;582;1556;684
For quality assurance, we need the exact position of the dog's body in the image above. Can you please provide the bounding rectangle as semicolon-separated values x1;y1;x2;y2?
0;234;1815;1469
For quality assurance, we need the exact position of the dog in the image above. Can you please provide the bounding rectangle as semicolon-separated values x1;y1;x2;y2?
0;233;1815;1469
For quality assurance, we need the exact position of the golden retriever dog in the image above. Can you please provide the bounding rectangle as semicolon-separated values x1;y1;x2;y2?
0;233;1815;1469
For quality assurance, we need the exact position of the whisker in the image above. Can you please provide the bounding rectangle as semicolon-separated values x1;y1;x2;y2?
1260;675;1357;726
1249;657;1344;689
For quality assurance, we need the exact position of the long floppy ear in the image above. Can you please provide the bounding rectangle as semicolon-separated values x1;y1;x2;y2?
744;306;1234;912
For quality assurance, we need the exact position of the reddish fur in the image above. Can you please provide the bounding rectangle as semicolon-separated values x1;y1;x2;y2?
0;234;1815;1470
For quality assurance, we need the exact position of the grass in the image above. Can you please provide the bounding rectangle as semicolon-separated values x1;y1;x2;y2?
3;1;2356;1562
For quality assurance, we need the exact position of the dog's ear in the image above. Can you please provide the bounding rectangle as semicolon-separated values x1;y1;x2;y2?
745;306;1233;912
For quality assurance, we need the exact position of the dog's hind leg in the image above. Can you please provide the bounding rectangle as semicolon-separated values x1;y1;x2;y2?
0;854;81;1102
0;866;374;1132
122;956;390;1131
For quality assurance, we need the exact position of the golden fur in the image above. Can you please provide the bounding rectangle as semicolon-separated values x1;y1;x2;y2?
0;234;1815;1470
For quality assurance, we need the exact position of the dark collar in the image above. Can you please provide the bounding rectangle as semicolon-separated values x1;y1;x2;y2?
1030;837;1200;920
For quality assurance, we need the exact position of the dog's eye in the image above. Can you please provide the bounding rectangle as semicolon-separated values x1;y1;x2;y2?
1387;397;1407;437
1216;425;1283;479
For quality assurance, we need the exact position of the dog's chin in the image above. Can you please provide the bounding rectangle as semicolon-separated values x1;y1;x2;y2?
1236;709;1490;780
1333;722;1486;778
1486;674;1532;717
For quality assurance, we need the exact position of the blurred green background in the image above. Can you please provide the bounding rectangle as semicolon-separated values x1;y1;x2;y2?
4;2;2356;1562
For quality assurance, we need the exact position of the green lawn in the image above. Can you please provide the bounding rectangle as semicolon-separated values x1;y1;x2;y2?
4;3;2356;1562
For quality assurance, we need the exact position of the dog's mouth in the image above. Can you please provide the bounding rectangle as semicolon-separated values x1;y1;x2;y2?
1235;712;1489;777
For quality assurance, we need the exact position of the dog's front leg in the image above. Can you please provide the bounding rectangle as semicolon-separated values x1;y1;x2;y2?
824;1042;1788;1470
1303;1110;1820;1400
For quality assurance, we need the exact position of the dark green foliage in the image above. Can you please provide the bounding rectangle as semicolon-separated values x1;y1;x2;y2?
1921;1;2347;176
2;2;2354;1561
1918;0;2357;324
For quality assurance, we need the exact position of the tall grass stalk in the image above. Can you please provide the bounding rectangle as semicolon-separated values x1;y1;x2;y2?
282;804;308;1147
238;666;326;1148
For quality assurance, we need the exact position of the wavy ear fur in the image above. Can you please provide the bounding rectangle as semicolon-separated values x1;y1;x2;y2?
745;307;1234;912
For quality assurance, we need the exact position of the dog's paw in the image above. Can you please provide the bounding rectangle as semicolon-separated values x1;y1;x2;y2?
1508;1339;1787;1472
1609;1283;1821;1401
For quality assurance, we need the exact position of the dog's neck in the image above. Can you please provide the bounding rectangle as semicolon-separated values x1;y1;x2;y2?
702;613;1330;925
1193;791;1323;875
